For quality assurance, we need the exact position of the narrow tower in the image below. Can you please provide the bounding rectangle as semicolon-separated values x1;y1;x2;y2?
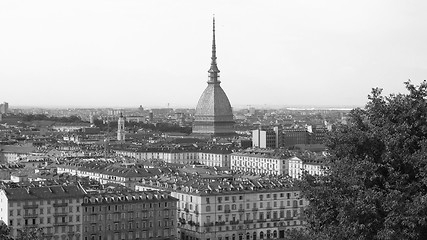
117;112;125;142
193;17;235;136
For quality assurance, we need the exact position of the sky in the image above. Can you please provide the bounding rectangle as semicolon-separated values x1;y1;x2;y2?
1;0;427;109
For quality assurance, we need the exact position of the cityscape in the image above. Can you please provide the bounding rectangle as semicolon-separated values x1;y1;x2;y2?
2;1;427;240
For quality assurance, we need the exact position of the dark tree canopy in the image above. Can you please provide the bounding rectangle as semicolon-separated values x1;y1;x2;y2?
299;81;427;240
16;227;45;240
0;221;13;240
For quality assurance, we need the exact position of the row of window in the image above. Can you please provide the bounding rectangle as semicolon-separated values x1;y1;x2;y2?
9;215;81;226
206;192;298;204
83;210;174;222
232;162;279;168
84;229;175;240
211;220;303;233
10;206;80;216
84;219;174;232
83;201;172;213
206;200;302;212
231;156;281;163
10;198;80;207
203;209;299;222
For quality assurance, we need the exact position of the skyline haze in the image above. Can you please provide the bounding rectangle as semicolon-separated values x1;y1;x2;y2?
1;1;427;108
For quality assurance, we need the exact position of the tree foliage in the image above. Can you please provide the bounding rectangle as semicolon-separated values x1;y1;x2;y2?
16;227;45;240
22;114;84;123
0;221;13;240
299;81;427;240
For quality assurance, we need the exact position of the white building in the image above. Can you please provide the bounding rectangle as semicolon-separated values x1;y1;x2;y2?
115;149;232;168
230;149;291;176
0;185;86;239
136;177;307;240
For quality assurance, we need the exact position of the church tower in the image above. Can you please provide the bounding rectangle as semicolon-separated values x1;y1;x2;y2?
192;17;235;136
117;112;125;142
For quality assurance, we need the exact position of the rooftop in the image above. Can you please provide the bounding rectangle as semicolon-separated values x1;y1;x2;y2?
3;185;86;201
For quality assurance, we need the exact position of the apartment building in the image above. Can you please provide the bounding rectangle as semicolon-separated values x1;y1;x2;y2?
136;176;307;240
230;149;291;176
82;191;178;240
115;149;231;168
0;185;86;239
57;162;166;189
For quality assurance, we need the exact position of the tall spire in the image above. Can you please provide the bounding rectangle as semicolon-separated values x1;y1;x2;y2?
208;16;220;84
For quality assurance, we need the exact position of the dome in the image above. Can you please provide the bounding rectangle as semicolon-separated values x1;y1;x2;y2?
193;82;235;135
195;83;233;120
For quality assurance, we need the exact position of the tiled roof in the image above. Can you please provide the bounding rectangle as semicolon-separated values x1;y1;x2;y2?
4;185;86;201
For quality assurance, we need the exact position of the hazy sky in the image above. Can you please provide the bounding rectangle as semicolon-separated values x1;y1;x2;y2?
1;0;427;109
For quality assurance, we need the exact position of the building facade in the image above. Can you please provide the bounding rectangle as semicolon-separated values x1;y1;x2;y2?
82;191;178;240
252;128;279;149
230;149;291;176
115;149;231;168
0;185;86;240
136;177;307;240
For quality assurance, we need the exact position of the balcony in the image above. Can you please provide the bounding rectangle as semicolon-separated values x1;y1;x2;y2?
178;218;186;224
272;218;280;222
53;203;68;207
244;220;253;224
238;208;244;212
24;224;39;228
230;220;239;225
184;208;189;213
224;209;231;213
23;205;38;209
23;214;38;218
203;222;214;227
266;207;272;210
257;219;266;222
215;221;225;226
252;208;258;211
53;212;68;216
54;222;68;226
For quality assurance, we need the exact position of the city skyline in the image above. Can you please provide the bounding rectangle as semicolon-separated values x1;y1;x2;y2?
2;1;427;108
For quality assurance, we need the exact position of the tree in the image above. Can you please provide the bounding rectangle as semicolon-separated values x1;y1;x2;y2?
16;227;45;240
0;221;13;240
299;81;427;240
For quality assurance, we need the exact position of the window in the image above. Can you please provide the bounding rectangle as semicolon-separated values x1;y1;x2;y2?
218;205;222;211
206;198;210;204
206;206;211;212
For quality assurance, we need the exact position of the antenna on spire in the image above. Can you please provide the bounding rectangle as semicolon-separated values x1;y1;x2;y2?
208;15;220;84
